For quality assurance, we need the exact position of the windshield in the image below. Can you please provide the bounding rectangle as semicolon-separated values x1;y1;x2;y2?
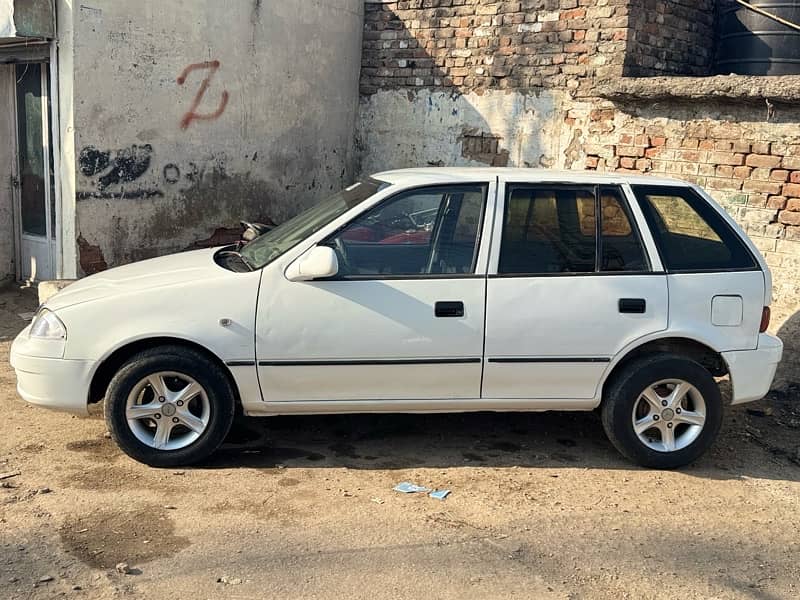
240;178;387;269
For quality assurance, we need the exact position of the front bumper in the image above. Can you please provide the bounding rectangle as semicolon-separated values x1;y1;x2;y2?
10;328;94;416
722;333;784;405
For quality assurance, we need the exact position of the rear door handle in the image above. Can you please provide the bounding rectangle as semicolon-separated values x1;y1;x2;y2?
619;298;646;314
435;301;464;318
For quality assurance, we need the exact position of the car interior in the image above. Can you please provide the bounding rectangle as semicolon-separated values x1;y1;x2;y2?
498;186;648;274
325;187;485;277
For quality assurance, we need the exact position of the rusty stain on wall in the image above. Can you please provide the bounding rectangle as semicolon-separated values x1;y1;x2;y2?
176;61;230;130
77;234;108;275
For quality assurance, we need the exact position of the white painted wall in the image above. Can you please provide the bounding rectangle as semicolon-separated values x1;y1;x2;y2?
358;89;570;175
0;0;14;37
66;0;364;270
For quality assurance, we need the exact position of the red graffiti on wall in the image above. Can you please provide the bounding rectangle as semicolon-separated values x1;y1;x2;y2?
177;60;230;130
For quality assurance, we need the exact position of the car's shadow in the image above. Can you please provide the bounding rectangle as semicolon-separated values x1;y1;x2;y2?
197;408;800;482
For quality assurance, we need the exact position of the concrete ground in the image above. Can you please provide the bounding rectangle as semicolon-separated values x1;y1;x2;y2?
1;285;799;600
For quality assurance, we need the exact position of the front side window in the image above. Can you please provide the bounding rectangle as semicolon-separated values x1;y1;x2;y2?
632;185;758;272
498;185;648;274
323;185;487;277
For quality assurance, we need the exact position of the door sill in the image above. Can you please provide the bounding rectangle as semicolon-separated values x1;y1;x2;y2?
242;397;598;417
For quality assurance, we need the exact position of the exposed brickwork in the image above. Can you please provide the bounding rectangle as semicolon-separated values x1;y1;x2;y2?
460;128;510;165
624;0;715;76
358;0;800;312
362;0;718;97
77;234;108;276
582;112;800;302
362;0;630;96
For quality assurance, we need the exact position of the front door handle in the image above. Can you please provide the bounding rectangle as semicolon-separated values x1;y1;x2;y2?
619;298;646;314
435;301;464;318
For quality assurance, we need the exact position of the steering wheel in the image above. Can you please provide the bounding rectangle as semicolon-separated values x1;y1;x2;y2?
388;214;416;231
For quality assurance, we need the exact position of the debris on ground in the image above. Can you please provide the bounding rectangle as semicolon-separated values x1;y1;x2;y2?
394;482;451;500
38;575;54;583
0;471;21;480
115;562;132;575
747;407;774;417
217;576;242;585
393;482;431;494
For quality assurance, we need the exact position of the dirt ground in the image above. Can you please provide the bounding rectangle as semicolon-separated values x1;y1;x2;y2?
1;285;799;600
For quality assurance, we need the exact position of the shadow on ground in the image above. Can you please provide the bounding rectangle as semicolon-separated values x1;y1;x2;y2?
190;404;800;483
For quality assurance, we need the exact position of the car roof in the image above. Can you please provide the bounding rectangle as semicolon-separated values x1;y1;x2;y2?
370;167;686;188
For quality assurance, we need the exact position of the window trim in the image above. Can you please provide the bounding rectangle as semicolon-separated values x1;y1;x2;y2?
598;184;652;273
495;183;651;278
631;184;761;274
319;183;490;281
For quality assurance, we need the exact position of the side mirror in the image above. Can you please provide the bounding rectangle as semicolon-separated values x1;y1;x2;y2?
285;245;339;281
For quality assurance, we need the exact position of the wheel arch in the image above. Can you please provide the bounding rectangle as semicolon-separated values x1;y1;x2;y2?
599;335;729;403
88;336;242;408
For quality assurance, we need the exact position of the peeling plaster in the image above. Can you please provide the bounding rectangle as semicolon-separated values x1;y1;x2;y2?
357;89;565;174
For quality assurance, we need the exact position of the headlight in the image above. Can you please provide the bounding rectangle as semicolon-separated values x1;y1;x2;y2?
29;309;67;340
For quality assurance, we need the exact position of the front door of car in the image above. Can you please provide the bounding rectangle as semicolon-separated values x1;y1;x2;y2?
482;182;669;403
255;182;494;403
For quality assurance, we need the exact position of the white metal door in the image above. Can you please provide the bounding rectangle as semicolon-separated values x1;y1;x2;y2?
0;65;16;277
256;277;487;402
13;62;56;282
483;276;668;400
255;181;496;403
482;180;669;402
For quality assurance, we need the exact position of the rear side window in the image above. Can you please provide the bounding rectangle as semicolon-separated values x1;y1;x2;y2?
498;185;648;274
632;185;758;272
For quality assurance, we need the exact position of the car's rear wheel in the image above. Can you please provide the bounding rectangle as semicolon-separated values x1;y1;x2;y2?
105;346;235;467
601;354;723;469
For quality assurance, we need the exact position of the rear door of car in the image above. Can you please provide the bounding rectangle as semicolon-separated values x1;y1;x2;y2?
482;176;669;403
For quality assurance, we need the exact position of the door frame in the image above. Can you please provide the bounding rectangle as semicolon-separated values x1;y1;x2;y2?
10;56;61;282
48;41;65;279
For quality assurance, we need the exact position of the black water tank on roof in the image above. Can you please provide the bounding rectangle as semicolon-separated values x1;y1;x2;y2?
716;0;800;75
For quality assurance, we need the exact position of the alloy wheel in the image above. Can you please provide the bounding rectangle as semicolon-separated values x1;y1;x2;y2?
125;371;211;451
631;379;707;453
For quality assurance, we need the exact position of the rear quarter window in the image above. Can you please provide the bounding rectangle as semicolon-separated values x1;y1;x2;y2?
631;185;758;272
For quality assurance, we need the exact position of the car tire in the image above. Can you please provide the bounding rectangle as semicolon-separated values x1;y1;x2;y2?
600;353;723;469
105;345;236;467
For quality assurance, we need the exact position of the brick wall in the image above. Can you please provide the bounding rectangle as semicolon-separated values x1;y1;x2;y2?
624;0;715;76
361;0;631;97
358;0;800;385
580;108;800;304
361;0;720;98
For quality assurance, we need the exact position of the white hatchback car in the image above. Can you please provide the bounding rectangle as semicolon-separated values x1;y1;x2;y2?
11;168;783;468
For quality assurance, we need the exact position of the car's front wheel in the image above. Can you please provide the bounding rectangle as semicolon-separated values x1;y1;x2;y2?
105;345;236;467
601;354;723;469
